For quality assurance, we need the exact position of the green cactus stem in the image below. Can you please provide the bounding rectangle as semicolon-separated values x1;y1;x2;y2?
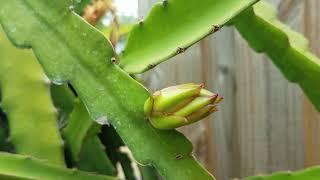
50;84;76;128
139;166;159;180
100;126;150;180
63;100;95;162
0;30;65;166
63;99;115;175
119;0;259;74
78;136;116;175
233;1;320;111
0;152;117;180
244;166;320;180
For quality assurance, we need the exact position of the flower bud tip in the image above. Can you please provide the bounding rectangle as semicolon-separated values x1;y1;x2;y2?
215;96;224;103
198;83;205;89
210;94;219;102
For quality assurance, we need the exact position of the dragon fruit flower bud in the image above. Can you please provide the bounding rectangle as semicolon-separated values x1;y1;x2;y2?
144;83;223;130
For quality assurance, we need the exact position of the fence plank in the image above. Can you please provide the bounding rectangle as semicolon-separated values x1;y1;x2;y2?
303;0;320;168
230;1;304;178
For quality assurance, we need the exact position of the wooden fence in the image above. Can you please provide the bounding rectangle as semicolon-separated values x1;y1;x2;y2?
138;0;320;179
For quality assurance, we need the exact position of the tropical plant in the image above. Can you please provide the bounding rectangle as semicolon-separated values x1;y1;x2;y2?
0;0;319;180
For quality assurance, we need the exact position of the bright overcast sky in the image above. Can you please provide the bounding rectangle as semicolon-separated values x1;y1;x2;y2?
114;0;138;17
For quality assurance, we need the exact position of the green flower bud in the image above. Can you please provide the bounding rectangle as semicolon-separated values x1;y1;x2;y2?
144;83;223;130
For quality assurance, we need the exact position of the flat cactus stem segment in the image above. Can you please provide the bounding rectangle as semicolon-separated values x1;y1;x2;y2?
119;0;259;74
244;166;320;180
233;1;320;111
78;136;116;176
100;126;146;180
63;100;94;162
0;0;214;179
63;100;115;175
0;30;65;166
50;84;75;126
0;152;116;180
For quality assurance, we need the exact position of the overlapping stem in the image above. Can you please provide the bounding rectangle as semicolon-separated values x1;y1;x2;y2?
0;152;116;180
63;100;115;175
0;30;65;166
244;166;320;180
233;1;320;111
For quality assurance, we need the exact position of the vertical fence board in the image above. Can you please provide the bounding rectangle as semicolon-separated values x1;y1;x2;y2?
303;0;320;168
206;28;240;179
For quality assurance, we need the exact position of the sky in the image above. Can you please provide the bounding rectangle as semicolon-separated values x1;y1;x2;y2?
114;0;138;17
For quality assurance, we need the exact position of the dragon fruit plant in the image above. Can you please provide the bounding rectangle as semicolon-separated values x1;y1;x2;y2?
0;0;320;179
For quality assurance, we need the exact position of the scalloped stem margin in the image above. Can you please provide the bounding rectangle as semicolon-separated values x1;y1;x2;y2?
244;166;320;180
0;30;65;166
0;0;213;179
119;0;259;74
0;152;116;180
233;1;320;111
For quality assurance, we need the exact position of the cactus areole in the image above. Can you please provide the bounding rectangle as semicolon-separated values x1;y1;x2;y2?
144;83;223;130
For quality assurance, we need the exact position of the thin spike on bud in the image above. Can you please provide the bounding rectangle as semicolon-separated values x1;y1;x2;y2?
214;96;224;104
186;105;217;124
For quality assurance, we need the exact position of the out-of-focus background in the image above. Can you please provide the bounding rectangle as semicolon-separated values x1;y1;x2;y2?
114;0;320;179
